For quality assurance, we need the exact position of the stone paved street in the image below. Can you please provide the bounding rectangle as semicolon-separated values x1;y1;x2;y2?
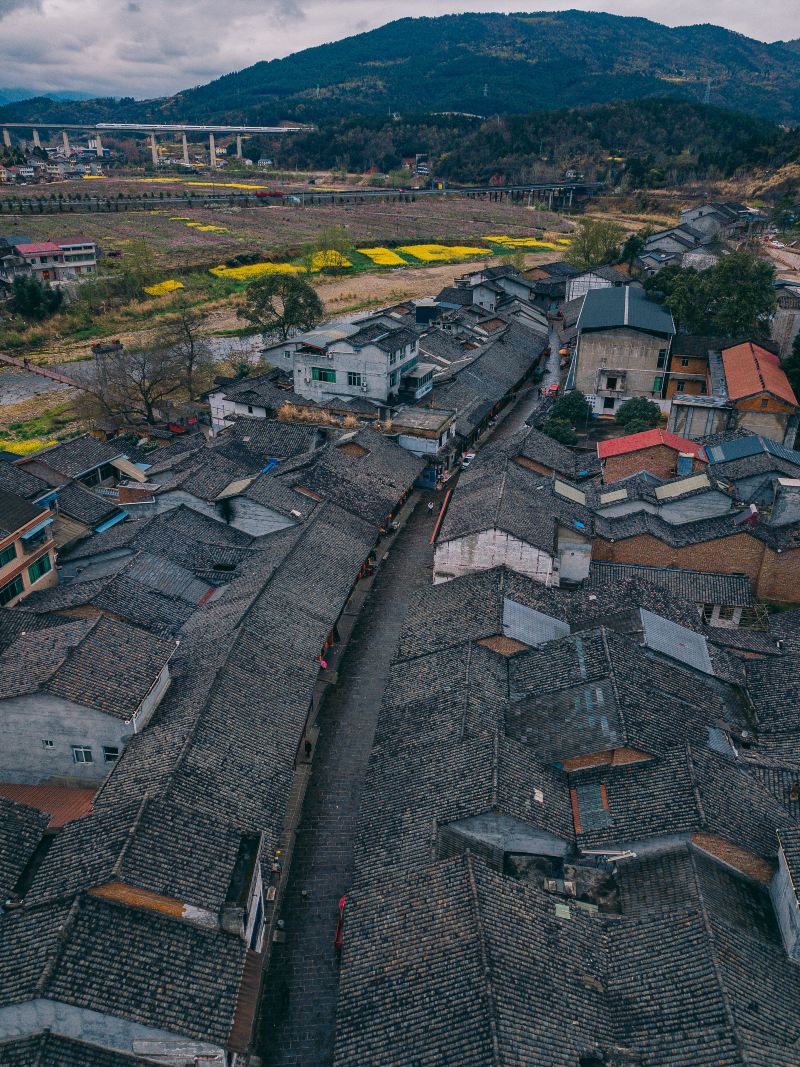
259;495;434;1067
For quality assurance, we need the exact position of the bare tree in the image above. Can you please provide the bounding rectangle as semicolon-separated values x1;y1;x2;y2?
168;300;215;399
81;342;186;425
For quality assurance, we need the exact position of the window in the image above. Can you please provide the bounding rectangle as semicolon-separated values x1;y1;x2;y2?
680;357;690;367
311;367;336;383
718;605;736;620
41;739;54;750
676;380;686;392
657;349;667;369
606;376;618;390
0;543;16;568
653;376;663;392
71;745;93;764
389;351;397;365
0;575;23;607
284;349;292;360
602;397;615;410
760;398;769;408
28;553;52;584
103;746;120;763
347;371;362;387
389;370;398;388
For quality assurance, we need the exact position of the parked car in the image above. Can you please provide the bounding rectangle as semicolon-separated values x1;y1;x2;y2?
461;452;477;470
545;382;559;396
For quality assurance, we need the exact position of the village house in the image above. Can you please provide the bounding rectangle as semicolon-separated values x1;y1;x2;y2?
570;285;676;415
772;281;800;359
0;489;57;607
564;263;629;303
597;428;707;483
668;341;800;446
0;615;175;784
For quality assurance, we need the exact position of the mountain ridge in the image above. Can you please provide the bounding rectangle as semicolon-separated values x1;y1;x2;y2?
2;11;800;125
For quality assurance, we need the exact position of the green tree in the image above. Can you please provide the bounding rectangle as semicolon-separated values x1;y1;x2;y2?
565;218;625;270
616;396;661;430
620;228;651;272
9;276;63;320
307;225;355;273
644;252;776;336
551;389;592;427
542;419;578;445
238;273;324;340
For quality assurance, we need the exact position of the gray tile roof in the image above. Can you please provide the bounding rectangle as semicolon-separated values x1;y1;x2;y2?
26;796;253;914
0;616;176;721
0;461;51;503
54;481;122;528
0;1032;157;1067
23;435;124;479
577;286;675;336
0;796;48;901
587;561;753;606
0;488;48;538
0;894;247;1044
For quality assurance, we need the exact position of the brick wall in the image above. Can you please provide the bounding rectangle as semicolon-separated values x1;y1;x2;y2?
592;532;800;604
603;445;702;483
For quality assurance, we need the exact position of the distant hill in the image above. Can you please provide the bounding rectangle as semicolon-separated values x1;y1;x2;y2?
268;99;800;186
0;88;95;107
2;12;800;126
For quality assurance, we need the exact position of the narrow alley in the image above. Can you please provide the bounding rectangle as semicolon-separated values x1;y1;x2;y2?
259;497;435;1067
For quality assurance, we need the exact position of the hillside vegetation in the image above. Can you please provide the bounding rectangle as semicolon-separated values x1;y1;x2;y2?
2;12;800;126
264;100;800;187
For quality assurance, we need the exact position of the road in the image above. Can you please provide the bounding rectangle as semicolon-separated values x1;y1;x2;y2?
259;496;435;1067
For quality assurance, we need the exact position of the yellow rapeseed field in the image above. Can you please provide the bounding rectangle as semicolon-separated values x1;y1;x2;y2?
210;262;305;280
3;438;57;455
144;279;185;296
310;250;352;270
484;235;562;249
398;244;491;262
357;247;407;266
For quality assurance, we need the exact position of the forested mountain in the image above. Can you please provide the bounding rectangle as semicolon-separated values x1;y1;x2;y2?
2;12;800;126
265;100;800;186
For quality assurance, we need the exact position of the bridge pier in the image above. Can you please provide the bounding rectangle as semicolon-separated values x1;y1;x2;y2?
95;133;103;158
236;133;242;159
182;132;190;166
2;129;11;148
209;132;217;168
62;130;70;156
149;132;158;166
32;129;41;149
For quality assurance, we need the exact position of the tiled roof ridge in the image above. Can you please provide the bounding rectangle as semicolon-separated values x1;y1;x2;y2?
40;616;98;687
459;642;475;742
110;793;149;882
600;627;628;746
686;848;749;1066
685;744;708;829
465;853;502;1067
162;500;338;801
35;892;82;998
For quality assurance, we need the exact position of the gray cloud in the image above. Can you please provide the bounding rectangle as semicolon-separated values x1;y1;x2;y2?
0;0;40;17
0;1;795;99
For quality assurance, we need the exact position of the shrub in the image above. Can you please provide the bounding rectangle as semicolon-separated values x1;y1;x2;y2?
542;419;578;446
616;396;661;430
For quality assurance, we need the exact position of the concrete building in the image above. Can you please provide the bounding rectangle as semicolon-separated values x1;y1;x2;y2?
571;286;676;416
772;282;800;359
51;237;97;278
287;320;419;404
0;489;57;607
0;615;175;785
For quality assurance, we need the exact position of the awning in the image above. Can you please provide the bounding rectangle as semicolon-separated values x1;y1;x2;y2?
110;456;148;482
21;517;53;539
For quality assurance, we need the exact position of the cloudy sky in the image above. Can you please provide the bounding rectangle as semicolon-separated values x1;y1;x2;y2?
0;0;794;99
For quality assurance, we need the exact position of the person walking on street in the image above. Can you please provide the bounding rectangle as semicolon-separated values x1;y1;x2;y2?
427;501;435;517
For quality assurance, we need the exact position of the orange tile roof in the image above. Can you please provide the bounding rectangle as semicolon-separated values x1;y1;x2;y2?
0;783;94;827
721;342;798;406
598;428;706;459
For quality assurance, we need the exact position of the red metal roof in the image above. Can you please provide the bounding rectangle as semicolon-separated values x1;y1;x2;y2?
722;341;798;406
0;783;94;827
598;429;706;460
14;242;61;256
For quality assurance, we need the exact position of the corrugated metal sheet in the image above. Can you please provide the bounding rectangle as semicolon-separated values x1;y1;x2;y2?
502;597;570;648
640;609;714;676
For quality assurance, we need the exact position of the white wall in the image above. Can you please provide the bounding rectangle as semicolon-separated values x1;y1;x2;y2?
434;530;556;585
